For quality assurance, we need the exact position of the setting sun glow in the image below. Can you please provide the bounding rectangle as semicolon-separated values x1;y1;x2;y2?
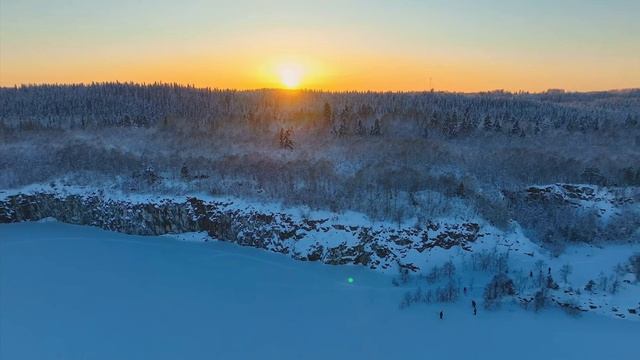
1;1;639;91
278;63;304;89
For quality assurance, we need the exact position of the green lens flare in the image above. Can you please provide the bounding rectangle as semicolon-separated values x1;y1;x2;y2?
347;277;354;284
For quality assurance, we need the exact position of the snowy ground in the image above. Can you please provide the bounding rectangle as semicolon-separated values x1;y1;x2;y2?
1;222;639;360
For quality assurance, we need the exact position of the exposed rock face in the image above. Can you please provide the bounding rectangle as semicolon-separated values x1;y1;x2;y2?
503;184;640;244
0;192;482;272
522;184;635;208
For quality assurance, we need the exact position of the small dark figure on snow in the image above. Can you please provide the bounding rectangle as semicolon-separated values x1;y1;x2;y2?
474;308;477;316
472;300;476;308
529;270;533;278
439;311;443;320
548;267;551;275
463;287;467;295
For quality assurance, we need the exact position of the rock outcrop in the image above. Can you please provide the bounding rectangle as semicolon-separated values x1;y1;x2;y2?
0;191;482;272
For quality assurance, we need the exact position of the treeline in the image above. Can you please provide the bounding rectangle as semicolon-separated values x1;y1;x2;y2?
1;83;639;138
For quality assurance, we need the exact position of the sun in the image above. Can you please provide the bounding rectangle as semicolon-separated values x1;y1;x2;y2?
277;63;304;89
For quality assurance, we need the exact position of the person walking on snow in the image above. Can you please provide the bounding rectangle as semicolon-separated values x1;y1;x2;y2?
439;311;443;320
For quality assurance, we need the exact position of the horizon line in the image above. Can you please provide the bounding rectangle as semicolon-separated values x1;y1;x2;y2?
1;81;639;95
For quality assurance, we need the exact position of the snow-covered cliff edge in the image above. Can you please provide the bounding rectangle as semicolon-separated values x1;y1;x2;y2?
0;187;482;272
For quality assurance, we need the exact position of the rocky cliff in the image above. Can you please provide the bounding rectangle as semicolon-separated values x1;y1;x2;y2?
0;191;482;272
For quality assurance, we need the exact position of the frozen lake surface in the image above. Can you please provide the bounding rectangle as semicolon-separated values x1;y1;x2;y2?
1;222;638;359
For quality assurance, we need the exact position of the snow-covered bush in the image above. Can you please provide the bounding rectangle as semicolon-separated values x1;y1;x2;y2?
483;273;516;309
629;254;640;281
533;289;548;312
559;264;572;284
435;281;460;303
470;249;509;273
399;287;433;309
628;253;640;282
424;260;456;284
392;263;418;287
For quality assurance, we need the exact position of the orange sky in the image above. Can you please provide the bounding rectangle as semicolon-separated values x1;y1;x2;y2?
1;1;639;92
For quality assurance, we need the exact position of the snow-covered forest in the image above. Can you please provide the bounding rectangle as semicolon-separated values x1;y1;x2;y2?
1;83;639;249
